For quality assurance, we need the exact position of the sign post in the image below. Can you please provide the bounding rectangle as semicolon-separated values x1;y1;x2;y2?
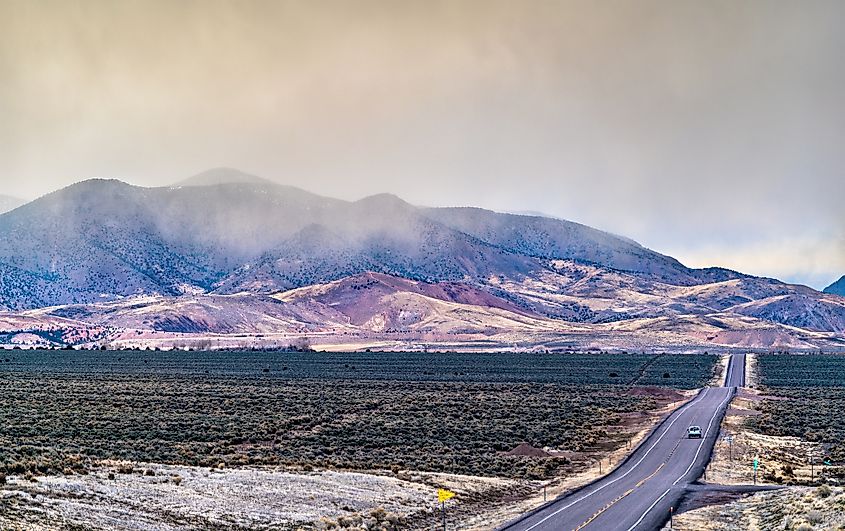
723;434;734;479
724;434;733;462
809;452;815;483
753;456;759;485
437;489;456;531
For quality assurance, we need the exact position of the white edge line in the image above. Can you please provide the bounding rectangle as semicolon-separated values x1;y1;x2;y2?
520;387;711;531
625;488;671;531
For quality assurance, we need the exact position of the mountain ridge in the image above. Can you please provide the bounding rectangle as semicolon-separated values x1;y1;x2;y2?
0;194;26;215
174;167;276;187
0;172;841;350
824;276;845;297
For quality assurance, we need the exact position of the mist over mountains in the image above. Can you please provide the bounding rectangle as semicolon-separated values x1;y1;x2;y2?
1;169;843;351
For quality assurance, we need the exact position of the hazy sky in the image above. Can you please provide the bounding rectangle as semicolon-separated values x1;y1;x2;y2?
1;0;843;288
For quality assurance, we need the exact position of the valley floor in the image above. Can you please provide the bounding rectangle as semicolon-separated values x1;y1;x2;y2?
0;350;716;530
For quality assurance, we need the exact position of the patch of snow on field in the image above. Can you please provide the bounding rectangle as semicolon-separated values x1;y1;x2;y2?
1;463;438;530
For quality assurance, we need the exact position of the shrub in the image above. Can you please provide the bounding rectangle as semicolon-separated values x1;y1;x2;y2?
805;509;823;524
0;351;713;480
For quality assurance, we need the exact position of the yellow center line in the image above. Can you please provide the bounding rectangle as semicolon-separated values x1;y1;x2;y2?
636;462;665;487
572;488;634;531
572;463;666;531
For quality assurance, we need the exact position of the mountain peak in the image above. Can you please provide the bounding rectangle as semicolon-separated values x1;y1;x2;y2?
354;193;410;209
176;168;273;187
56;178;135;195
824;275;845;297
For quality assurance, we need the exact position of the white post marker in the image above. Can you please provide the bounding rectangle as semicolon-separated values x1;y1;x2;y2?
723;434;734;479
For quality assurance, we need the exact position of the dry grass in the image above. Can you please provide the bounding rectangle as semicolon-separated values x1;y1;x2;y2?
745;353;760;389
705;389;826;486
671;486;845;530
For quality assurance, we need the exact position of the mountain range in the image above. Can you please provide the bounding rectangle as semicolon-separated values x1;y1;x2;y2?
1;168;843;351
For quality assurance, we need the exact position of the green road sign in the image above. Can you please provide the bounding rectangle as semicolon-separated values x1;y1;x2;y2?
753;457;759;470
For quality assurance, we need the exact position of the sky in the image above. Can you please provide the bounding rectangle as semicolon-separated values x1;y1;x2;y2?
0;0;843;289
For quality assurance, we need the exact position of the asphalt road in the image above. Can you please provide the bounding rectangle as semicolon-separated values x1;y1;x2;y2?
501;353;745;531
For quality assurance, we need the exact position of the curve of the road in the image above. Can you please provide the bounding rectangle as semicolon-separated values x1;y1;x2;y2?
500;353;745;531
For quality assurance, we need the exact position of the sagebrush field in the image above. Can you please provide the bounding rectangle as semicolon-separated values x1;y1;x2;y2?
750;354;845;464
0;351;716;479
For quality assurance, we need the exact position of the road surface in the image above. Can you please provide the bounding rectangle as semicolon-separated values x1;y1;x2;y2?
501;353;745;531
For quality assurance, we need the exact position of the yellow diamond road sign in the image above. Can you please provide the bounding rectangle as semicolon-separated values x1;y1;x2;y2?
438;488;456;503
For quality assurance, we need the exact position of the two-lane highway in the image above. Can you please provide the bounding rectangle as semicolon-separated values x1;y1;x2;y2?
723;352;746;388
501;353;745;531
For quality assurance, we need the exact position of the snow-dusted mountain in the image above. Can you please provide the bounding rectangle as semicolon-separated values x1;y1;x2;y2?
0;172;698;308
0;170;842;350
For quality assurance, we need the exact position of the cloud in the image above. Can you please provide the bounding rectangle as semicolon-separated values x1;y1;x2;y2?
664;235;845;289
